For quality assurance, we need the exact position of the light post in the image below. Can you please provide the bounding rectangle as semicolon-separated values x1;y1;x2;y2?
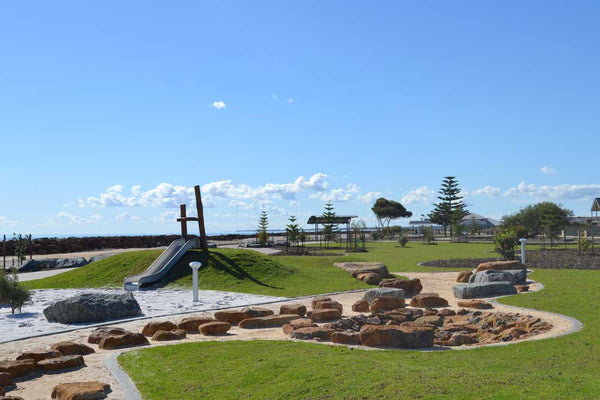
189;261;202;302
519;238;527;265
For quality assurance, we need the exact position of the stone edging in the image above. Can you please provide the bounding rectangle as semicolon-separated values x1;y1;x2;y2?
105;352;143;400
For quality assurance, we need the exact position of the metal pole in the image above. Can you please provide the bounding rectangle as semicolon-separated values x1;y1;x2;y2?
190;261;202;302
519;238;527;265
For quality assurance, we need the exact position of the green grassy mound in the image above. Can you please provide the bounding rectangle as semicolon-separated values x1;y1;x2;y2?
24;250;163;289
119;268;600;400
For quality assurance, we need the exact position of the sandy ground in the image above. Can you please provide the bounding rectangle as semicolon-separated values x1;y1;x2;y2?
0;271;581;400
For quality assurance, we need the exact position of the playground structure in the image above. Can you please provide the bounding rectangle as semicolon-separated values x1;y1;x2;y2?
123;185;209;291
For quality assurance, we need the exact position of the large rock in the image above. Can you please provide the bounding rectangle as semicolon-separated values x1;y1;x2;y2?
43;292;142;324
379;278;423;296
0;360;36;378
307;309;342;322
214;310;250;325
199;321;231;335
142;321;177;337
359;325;434;348
362;288;405;304
16;350;61;362
241;307;274;318
290;327;335;341
333;262;393;278
331;331;361;345
453;282;518;299
50;342;95;356
475;260;526;273
279;304;307;316
472;269;527;285
177;317;216;333
409;293;448;308
238;314;299;329
369;297;405;312
282;319;315;334
313;300;343;312
37;355;84;372
51;381;110;400
457;300;494;309
151;330;186;341
98;333;149;350
88;327;131;344
55;257;88;269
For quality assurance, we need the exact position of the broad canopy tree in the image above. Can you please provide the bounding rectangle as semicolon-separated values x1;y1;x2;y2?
502;202;573;240
371;198;412;235
428;176;469;238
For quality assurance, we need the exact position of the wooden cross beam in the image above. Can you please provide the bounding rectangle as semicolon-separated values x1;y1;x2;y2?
175;185;209;251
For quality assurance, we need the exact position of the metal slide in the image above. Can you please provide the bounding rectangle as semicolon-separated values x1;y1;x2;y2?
123;237;199;291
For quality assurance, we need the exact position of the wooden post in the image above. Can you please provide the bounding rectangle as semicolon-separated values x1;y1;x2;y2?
180;204;188;239
194;185;209;252
2;234;5;269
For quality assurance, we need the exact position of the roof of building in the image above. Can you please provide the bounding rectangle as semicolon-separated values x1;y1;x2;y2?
592;198;600;212
461;213;500;226
306;215;357;224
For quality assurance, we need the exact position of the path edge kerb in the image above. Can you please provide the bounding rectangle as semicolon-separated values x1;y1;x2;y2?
106;351;143;400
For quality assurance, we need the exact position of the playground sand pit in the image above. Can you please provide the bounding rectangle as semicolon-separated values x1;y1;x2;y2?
0;273;580;400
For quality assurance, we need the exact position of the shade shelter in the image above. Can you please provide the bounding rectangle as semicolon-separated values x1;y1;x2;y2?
592;198;600;221
307;215;357;250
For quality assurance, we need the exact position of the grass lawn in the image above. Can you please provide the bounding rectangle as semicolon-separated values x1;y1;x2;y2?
119;264;600;399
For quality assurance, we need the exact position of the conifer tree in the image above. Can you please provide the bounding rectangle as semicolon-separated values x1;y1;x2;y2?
257;211;269;246
428;176;469;238
321;202;338;247
286;215;300;253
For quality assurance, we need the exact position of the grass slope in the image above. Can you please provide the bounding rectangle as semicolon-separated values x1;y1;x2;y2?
119;268;600;400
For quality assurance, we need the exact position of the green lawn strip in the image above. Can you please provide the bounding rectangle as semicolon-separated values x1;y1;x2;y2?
120;268;600;399
23;250;163;289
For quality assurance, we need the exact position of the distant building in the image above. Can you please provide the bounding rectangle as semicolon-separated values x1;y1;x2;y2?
461;213;500;229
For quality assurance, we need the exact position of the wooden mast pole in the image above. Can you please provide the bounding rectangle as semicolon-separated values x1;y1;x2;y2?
180;204;188;239
194;185;209;251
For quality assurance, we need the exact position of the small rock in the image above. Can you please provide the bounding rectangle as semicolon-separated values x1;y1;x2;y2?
98;333;149;350
457;300;494;309
331;331;361;345
515;285;530;292
311;297;332;309
359;325;434;348
51;381;110;400
199;321;231;335
238;315;299;329
369;297;405;312
456;271;472;283
307;309;342;322
38;355;84;372
279;304;307;316
356;272;382;285
379;278;423;296
313;300;343;312
241;307;274;318
51;342;95;356
351;300;370;312
142;321;177;337
363;288;405;304
282;319;315;334
290;327;335;341
16;350;61;362
214;310;250;325
0;360;37;378
410;293;448;308
151;330;186;341
88;327;131;344
414;315;444;327
0;372;15;387
177;317;217;333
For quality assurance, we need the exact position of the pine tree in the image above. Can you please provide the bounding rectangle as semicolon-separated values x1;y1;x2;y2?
286;215;300;253
257;211;269;246
321;202;338;247
428;176;469;238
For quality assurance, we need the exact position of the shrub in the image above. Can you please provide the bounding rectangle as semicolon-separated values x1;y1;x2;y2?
0;269;32;314
399;236;408;247
423;228;435;245
578;236;592;253
494;230;517;260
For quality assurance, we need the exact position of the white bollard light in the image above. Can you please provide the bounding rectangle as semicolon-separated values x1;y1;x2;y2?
519;238;527;265
189;261;202;302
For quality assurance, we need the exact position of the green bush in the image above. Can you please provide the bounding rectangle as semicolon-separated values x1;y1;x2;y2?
399;236;408;247
422;228;435;245
494;230;517;260
0;269;32;314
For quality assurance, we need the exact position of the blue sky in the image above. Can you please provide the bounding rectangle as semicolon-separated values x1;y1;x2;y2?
1;1;599;236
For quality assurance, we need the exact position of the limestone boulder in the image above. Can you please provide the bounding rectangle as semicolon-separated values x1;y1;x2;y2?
409;293;448;308
279;304;307;316
177;317;217;333
151;330;186;341
16;350;61;362
331;331;361;345
362;288;405;304
290;327;335;341
456;271;472;283
199;321;231;335
55;257;88;269
238;314;299;329
457;300;494;309
472;269;527;285
43;292;141;324
88;327;131;344
142;321;177;337
51;342;95;356
369;297;405;312
51;381;110;400
0;360;36;378
333;262;393;278
379;278;423;296
351;300;370;312
37;355;84;372
475;260;526;273
241;307;274;318
98;333;149;350
307;309;342;322
359;325;434;348
214;310;250;325
453;282;518;299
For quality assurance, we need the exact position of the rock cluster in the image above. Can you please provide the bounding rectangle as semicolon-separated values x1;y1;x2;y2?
333;262;394;286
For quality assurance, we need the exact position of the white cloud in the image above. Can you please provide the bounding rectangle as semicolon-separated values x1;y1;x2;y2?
270;92;278;100
310;184;360;202
82;183;195;208
358;192;382;204
115;212;142;222
210;101;226;110
152;211;179;223
228;200;256;210
0;216;17;228
504;182;600;202
540;166;556;174
470;186;502;198
401;186;435;205
49;212;103;226
287;98;294;104
290;200;300;207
